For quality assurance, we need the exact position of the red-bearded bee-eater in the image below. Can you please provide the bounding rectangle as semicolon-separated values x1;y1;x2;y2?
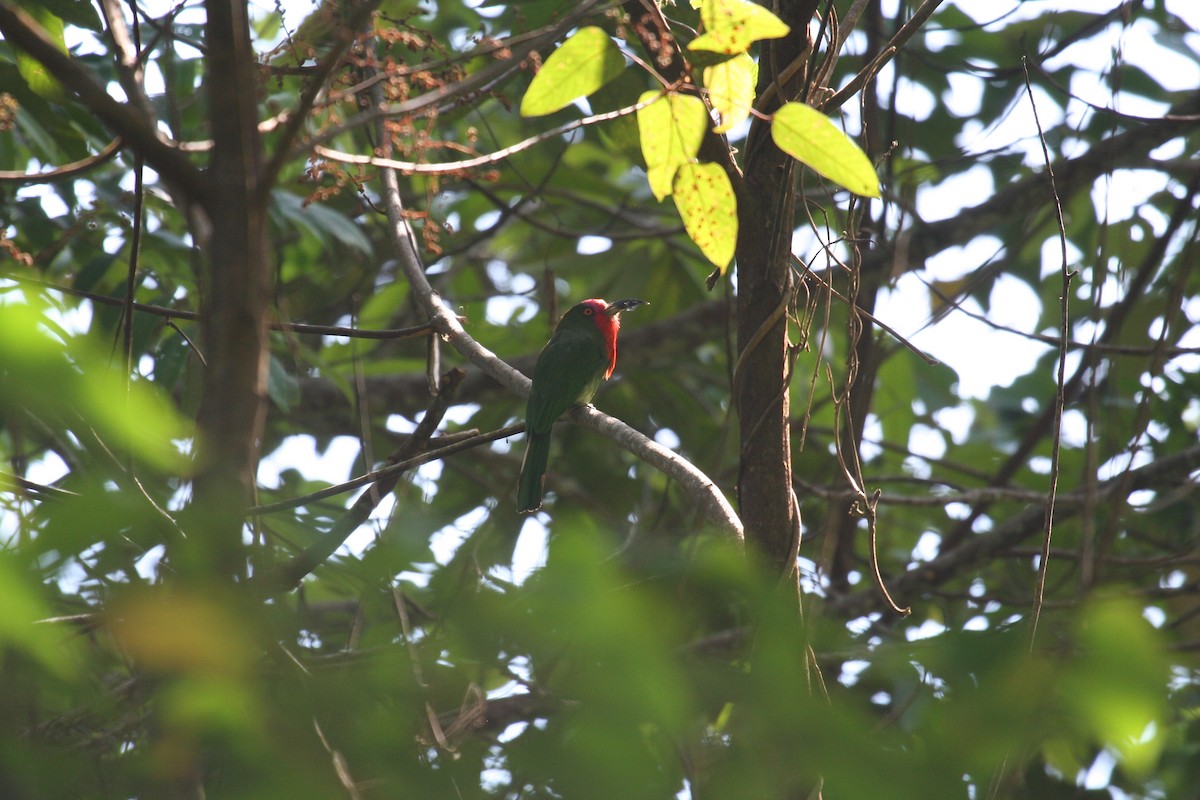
517;298;648;514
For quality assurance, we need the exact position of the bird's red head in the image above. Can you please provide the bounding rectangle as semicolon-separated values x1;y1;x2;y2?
575;298;647;379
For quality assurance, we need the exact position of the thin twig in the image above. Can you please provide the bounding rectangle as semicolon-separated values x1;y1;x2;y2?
263;0;379;189
1023;56;1074;652
0;137;122;183
314;95;659;175
249;423;518;516
296;0;607;154
261;369;467;591
793;254;938;365
825;0;945;111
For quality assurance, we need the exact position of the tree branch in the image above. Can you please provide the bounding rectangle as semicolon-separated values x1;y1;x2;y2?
826;442;1200;619
0;137;122;183
260;368;466;592
312;98;655;175
0;1;206;203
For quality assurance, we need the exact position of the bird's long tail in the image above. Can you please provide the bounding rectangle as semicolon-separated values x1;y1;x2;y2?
517;431;551;514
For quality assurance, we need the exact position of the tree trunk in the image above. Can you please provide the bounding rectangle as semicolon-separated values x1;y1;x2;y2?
735;0;819;576
187;0;272;579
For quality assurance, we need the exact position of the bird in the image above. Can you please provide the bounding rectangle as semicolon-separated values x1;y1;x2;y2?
517;297;648;514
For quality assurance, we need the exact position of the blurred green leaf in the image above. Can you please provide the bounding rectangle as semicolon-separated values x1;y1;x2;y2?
14;7;68;102
0;300;189;471
0;554;78;677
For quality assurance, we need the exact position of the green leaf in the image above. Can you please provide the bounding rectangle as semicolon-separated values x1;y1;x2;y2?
703;52;756;133
267;354;300;412
0;553;78;677
272;190;372;255
520;26;626;117
15;7;68;102
17;0;101;30
1066;599;1168;778
672;162;737;271
0;301;189;472
637;91;708;201
689;0;790;55
770;102;881;198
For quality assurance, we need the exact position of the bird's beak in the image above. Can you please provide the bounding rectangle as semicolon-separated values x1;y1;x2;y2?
606;299;648;316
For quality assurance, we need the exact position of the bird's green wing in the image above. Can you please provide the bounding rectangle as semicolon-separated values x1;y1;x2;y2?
524;328;609;434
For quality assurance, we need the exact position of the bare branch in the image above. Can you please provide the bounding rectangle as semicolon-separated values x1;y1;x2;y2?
0;137;122;183
313;97;656;175
1023;56;1073;650
824;0;945;111
826;442;1200;619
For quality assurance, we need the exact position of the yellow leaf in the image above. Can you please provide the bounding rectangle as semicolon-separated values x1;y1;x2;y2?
689;0;790;55
704;53;755;133
110;589;257;677
637;91;709;200
673;162;737;271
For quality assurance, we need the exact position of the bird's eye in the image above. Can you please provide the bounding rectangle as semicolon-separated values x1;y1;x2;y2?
584;308;593;315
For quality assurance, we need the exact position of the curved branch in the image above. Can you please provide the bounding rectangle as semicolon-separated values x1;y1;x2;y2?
570;404;744;540
0;137;122;183
313;98;656;175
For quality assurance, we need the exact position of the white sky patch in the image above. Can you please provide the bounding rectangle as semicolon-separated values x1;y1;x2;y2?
577;235;612;255
906;618;947;641
654;428;681;449
512;518;549;584
258;435;362;488
912;531;940;562
876;242;1053;400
